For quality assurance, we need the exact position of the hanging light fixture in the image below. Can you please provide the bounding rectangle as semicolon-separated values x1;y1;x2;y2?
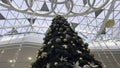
105;19;115;28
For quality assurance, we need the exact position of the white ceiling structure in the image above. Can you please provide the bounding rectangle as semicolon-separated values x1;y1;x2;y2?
0;0;120;68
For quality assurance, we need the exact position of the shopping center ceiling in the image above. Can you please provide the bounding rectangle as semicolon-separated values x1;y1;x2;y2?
0;0;120;42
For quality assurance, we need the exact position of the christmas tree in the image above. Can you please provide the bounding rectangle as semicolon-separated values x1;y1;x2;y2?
31;15;102;68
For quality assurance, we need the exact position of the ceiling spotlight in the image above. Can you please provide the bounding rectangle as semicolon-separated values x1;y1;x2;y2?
28;57;32;60
9;59;16;63
9;60;13;63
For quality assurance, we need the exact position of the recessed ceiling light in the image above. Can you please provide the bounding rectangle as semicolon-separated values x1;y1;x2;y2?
28;57;32;60
9;60;13;63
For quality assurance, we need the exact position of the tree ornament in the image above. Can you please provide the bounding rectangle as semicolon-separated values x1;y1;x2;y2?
72;43;75;46
83;64;90;68
73;61;81;68
53;24;57;27
87;49;90;52
60;36;63;38
54;62;58;65
76;50;82;54
43;44;46;46
71;41;73;43
59;28;63;31
79;57;83;60
41;52;47;58
46;63;50;68
38;56;41;59
78;39;82;42
83;48;85;50
88;62;98;68
60;56;67;61
58;32;61;34
63;31;67;34
63;38;67;42
66;28;71;31
62;45;68;49
73;36;76;39
82;44;84;46
51;45;54;48
49;34;52;36
47;41;52;45
66;34;71;39
56;38;61;42
56;28;58;30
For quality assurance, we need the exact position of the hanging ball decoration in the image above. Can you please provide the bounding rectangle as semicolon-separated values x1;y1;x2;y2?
59;28;63;31
105;19;115;28
58;32;61;34
73;36;76;39
63;38;67;42
66;28;71;31
56;38;61;42
38;56;41;59
78;38;82;41
53;24;57;27
63;31;67;34
66;34;71;39
51;45;54;48
43;44;46;46
47;41;52;45
71;41;73;43
62;45;68;49
79;57;83;60
82;44;84;46
87;49;90;51
83;64;91;68
60;36;63;38
83;48;85;50
49;34;52;36
72;43;75;46
56;28;58;30
54;62;58;65
47;28;52;32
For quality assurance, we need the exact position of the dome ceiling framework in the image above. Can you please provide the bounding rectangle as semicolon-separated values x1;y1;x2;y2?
0;0;119;41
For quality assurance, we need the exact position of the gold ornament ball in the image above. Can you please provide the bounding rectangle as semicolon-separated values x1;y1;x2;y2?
79;57;83;60
58;32;61;34
38;56;41;59
71;41;73;43
60;36;63;38
72;44;75;46
83;64;90;68
56;38;61;42
47;42;52;45
51;45;54;48
54;62;58;65
49;34;52;36
63;39;67;42
83;48;85;50
56;28;58;30
62;45;68;49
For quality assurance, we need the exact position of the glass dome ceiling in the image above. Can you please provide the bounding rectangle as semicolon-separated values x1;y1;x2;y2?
0;0;120;68
0;0;120;41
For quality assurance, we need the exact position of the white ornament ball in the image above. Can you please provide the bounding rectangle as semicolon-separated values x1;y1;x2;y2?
83;64;90;68
54;62;58;65
62;45;68;49
51;45;54;48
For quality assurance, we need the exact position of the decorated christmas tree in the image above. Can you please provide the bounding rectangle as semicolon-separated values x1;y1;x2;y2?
31;15;102;68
